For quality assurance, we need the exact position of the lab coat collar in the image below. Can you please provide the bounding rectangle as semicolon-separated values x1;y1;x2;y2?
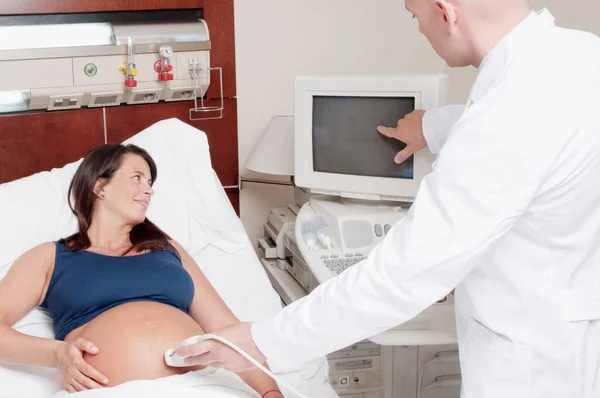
467;8;556;105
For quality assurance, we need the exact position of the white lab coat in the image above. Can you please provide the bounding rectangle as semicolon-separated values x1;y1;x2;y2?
252;9;600;398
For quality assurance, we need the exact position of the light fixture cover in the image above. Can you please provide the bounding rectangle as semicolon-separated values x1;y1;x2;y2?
0;23;115;51
245;115;294;176
0;90;31;113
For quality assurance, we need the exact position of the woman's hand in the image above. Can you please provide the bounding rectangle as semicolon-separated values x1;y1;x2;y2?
54;338;110;392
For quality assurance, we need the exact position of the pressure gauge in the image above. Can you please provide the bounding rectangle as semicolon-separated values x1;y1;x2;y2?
159;45;174;59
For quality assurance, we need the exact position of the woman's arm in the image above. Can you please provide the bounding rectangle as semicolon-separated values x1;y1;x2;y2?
0;242;63;367
170;240;283;396
0;242;110;392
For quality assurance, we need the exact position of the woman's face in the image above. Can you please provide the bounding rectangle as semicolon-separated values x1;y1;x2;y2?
97;154;154;225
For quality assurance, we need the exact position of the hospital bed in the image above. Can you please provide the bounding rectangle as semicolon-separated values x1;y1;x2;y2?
0;118;338;398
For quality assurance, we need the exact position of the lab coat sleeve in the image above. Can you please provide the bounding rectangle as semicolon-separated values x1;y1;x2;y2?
422;105;466;153
251;113;544;370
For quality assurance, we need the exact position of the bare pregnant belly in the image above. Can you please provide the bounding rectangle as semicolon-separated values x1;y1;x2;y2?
64;301;205;387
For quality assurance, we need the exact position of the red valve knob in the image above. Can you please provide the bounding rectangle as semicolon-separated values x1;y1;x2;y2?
125;79;137;88
165;64;173;72
158;73;174;81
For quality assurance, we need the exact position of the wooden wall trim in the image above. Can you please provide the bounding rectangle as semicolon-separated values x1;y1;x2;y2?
0;0;204;15
202;0;236;99
0;109;105;184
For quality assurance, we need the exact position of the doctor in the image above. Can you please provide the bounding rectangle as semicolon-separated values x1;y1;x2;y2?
176;0;600;396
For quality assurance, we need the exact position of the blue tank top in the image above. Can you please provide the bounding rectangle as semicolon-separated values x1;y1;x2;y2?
40;242;195;341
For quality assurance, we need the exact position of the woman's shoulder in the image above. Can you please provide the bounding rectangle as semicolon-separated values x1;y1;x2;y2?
166;239;183;259
167;239;181;251
166;240;198;264
36;242;59;261
12;242;56;271
31;241;58;256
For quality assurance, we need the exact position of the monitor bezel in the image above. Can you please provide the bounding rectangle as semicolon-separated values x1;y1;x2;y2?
294;74;448;202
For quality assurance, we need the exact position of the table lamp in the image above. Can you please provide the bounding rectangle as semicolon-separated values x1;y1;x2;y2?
237;115;295;189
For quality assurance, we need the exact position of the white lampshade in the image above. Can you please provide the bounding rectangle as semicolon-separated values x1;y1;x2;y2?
245;115;295;176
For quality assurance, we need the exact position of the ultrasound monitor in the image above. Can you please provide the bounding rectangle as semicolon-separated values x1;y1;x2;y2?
294;74;448;203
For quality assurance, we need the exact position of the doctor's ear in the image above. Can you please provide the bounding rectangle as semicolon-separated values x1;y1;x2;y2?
434;0;458;28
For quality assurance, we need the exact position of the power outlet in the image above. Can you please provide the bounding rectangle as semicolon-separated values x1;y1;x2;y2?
350;373;366;388
338;375;350;388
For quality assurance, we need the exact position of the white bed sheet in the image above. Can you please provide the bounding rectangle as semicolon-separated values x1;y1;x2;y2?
0;118;337;398
50;365;334;398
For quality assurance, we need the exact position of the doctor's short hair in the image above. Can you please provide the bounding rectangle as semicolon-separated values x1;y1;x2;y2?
60;143;172;255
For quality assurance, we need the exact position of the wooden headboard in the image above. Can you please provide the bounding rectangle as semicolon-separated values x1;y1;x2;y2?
0;0;239;214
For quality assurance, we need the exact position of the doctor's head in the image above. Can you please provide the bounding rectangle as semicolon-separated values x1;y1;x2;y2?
406;0;532;67
63;143;169;253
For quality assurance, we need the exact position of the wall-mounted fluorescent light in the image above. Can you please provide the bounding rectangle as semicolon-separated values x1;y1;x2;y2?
0;23;114;51
0;90;31;113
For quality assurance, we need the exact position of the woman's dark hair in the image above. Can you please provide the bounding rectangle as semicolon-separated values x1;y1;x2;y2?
59;143;171;255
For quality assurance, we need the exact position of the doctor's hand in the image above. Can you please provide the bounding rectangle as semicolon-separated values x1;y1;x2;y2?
174;322;267;373
377;110;427;164
54;338;110;392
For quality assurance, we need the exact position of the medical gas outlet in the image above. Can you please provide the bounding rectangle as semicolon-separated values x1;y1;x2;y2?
156;45;174;81
120;37;138;88
119;62;138;88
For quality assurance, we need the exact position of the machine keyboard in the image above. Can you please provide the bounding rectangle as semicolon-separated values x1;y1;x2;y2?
322;253;366;275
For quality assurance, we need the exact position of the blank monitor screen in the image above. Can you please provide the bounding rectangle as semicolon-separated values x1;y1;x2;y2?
312;96;416;179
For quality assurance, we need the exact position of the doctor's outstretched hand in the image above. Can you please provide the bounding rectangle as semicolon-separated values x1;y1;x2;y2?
174;322;265;372
377;109;426;164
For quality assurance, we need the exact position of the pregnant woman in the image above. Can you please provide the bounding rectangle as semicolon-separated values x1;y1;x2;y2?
0;144;283;398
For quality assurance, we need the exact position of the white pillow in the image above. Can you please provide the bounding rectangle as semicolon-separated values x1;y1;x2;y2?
0;118;282;397
0;318;63;398
0;161;80;279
